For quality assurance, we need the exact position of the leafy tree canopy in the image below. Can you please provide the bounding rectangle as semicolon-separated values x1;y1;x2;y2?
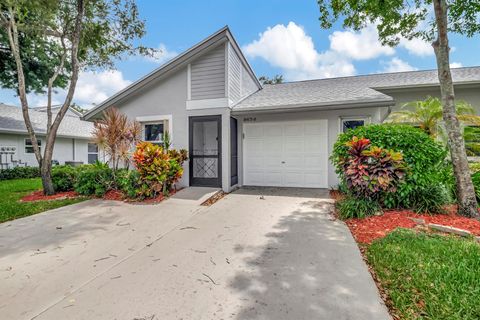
318;0;480;46
0;0;154;94
259;74;283;85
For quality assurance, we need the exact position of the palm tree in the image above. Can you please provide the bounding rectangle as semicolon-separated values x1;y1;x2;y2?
389;96;480;138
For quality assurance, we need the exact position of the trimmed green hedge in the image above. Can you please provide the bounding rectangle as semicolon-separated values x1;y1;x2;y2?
0;166;41;181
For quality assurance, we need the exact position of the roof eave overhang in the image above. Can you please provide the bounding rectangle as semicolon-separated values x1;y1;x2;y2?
372;80;480;92
231;99;394;115
0;128;91;140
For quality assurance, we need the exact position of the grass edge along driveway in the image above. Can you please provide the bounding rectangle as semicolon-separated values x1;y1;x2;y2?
0;178;86;223
367;228;480;320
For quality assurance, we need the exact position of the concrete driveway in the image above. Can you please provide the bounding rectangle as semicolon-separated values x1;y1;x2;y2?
0;187;390;320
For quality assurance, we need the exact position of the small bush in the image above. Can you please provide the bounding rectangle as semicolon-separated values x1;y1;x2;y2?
339;136;406;200
74;162;113;197
132;142;188;198
0;166;41;180
332;124;448;208
115;169;142;199
336;196;382;219
409;183;452;214
52;165;77;192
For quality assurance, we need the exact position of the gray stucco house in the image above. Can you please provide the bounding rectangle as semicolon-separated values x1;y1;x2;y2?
83;26;480;192
0;103;98;168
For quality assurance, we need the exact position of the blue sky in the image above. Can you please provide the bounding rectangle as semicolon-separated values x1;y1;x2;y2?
1;0;479;108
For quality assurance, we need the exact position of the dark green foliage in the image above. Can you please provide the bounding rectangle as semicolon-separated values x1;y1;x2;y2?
367;229;480;320
471;171;480;202
258;75;283;85
0;166;41;180
51;165;77;192
336;196;382;219
409;183;452;214
74;162;113;197
114;169;142;199
332;124;449;208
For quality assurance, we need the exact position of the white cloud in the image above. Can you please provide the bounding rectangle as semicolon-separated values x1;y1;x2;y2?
382;58;418;73
243;22;355;80
399;37;434;56
145;43;178;64
450;62;463;68
27;70;131;109
329;25;395;60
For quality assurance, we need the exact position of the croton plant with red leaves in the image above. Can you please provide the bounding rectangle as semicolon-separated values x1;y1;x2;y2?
340;136;407;199
132;142;188;198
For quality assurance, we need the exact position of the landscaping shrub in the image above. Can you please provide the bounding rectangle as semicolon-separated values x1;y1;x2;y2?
471;171;480;202
338;136;406;200
51;165;77;192
336;195;382;219
332;124;448;208
115;169;142;199
0;166;40;181
409;183;452;214
74;162;114;197
132;142;188;198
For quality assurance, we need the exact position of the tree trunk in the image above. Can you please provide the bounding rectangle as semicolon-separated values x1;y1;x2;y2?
41;160;55;195
432;0;478;217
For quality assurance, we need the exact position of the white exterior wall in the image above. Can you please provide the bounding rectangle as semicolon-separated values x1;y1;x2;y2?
234;106;388;188
0;133;90;167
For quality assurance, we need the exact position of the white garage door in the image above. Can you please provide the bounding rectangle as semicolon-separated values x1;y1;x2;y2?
243;120;329;188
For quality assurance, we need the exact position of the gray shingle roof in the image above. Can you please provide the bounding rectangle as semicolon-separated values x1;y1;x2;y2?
0;103;93;139
233;67;480;112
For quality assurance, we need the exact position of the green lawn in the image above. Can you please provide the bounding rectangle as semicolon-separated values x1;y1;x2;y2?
0;178;86;223
367;229;480;320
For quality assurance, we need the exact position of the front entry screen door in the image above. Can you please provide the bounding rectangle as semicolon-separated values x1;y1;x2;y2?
189;116;222;187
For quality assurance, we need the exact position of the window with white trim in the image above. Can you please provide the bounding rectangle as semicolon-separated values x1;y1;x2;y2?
25;138;41;153
88;143;98;164
143;121;168;145
341;117;369;133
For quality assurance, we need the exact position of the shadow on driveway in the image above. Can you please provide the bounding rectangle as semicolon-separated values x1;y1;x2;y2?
228;197;390;320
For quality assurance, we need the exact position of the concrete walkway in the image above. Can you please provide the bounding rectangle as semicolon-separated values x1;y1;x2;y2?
0;187;390;320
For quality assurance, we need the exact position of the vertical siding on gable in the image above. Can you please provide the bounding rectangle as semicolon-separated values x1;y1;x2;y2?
227;43;259;105
228;43;242;103
240;63;258;98
190;44;226;100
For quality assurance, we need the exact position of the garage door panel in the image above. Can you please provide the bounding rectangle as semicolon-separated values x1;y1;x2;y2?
284;137;304;153
245;157;264;169
304;155;327;168
245;125;264;138
305;123;327;135
304;137;327;153
244;171;264;185
264;124;282;137
245;139;264;154
284;123;304;136
243;120;328;188
264;171;283;185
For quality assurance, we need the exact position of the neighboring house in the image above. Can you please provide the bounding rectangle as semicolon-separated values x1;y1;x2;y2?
0;103;98;169
83;26;480;192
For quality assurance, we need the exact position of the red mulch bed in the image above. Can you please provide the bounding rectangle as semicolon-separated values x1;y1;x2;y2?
103;189;124;201
21;190;79;202
346;209;480;244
